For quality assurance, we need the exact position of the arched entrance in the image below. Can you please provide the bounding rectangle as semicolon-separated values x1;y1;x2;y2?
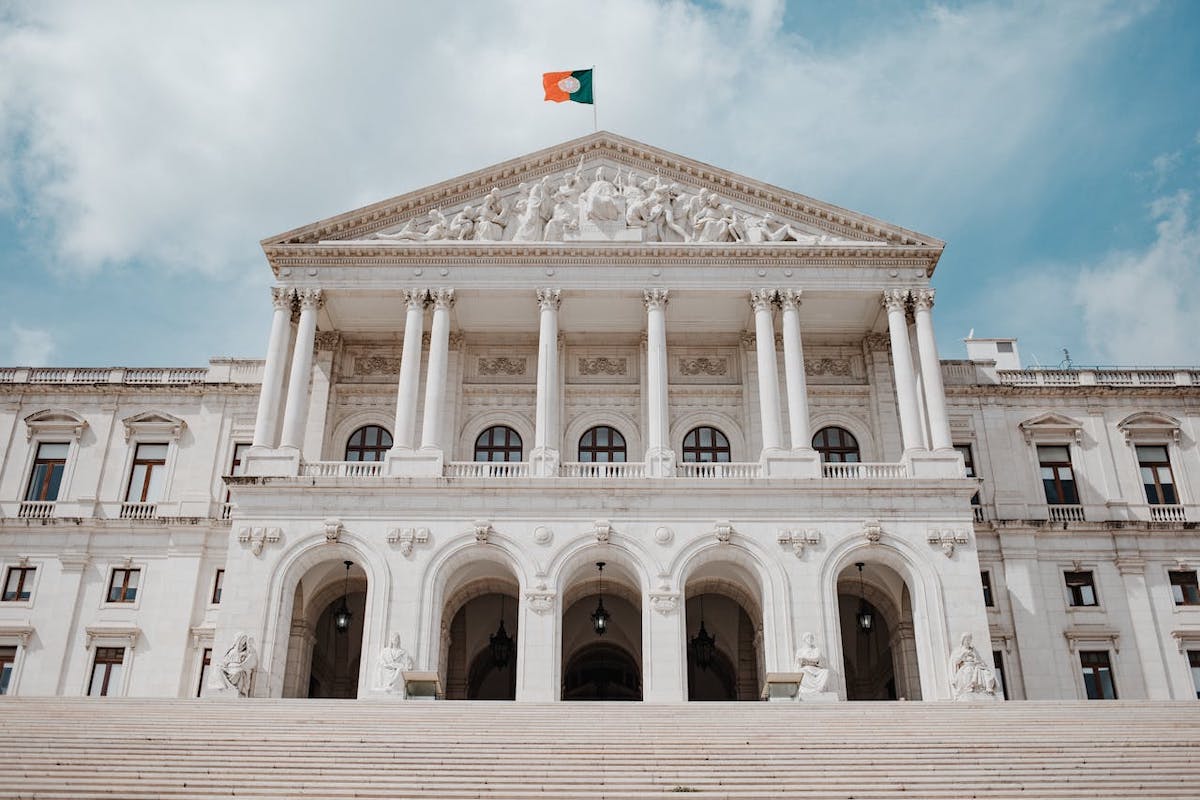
837;561;921;700
684;565;763;701
561;559;642;701
281;558;368;698
440;559;520;701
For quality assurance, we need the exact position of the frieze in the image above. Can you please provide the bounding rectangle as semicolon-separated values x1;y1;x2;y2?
578;357;627;376
805;357;852;377
355;356;401;376
679;357;727;376
478;357;527;376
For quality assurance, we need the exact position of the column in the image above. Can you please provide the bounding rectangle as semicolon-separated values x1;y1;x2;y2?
531;288;561;477
998;531;1066;699
643;289;674;476
882;289;924;453
419;288;455;452
302;332;339;461
252;287;294;447
1115;554;1173;698
515;594;558;701
912;288;954;451
778;290;812;451
279;289;324;451
751;289;783;454
909;317;931;449
390;289;428;453
642;598;687;701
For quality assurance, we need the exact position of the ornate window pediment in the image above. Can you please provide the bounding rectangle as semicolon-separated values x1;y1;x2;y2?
121;411;186;442
24;409;87;442
1019;412;1084;444
84;625;141;650
1117;412;1181;444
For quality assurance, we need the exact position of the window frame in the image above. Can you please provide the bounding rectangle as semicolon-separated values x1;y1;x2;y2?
1037;444;1079;506
196;647;212;698
344;425;393;462
2;565;37;604
1079;650;1118;700
223;441;251;504
1169;569;1200;607
991;650;1009;700
980;570;995;608
210;569;225;605
1188;650;1200;700
118;412;184;509
87;646;127;697
1136;444;1178;506
578;426;628;463
0;644;16;696
24;441;70;502
680;426;732;464
954;443;981;505
20;410;87;508
0;629;32;697
124;442;169;503
105;566;142;607
473;425;524;463
1064;569;1099;608
812;426;861;463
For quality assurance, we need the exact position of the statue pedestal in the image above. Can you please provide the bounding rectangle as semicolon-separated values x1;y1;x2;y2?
760;672;838;702
568;220;643;242
401;670;442;701
954;690;1001;702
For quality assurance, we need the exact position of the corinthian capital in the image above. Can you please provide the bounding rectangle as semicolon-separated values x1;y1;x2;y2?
881;289;910;313
536;287;561;311
778;289;802;311
911;288;935;311
402;288;428;309
643;288;669;310
429;287;456;309
296;288;325;310
270;287;294;311
749;288;777;312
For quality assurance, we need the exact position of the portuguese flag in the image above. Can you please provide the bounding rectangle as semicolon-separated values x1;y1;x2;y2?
543;69;593;104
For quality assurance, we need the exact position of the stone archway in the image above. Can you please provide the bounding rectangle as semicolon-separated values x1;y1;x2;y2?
836;562;921;700
281;558;368;698
684;569;764;702
439;557;521;701
560;558;643;701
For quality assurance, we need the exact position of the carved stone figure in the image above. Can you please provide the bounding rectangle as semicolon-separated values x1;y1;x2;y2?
448;206;476;240
376;632;414;695
543;199;577;242
371;216;426;241
218;632;256;697
473;189;508;241
795;632;831;695
694;193;736;242
582;167;622;223
511;184;544;242
950;632;998;700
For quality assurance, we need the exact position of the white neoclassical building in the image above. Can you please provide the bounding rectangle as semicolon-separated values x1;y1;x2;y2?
1;132;1199;705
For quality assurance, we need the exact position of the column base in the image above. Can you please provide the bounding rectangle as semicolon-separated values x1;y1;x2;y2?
529;447;560;478
243;446;301;477
904;449;965;479
644;447;676;478
761;448;822;478
386;449;444;477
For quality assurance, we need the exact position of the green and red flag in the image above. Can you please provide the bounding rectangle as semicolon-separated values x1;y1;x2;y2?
543;69;593;104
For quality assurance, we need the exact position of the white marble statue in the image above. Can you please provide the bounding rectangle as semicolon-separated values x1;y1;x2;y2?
371;216;426;241
510;185;543;242
581;167;622;224
448;206;476;241
218;632;256;697
795;632;831;696
376;632;414;696
473;189;509;241
950;632;998;700
543;198;577;242
693;193;737;242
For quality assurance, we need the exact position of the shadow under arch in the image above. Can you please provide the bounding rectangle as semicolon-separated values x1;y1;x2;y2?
439;557;522;701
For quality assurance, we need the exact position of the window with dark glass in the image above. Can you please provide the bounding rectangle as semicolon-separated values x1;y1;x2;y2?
1137;446;1177;505
981;571;994;607
473;426;523;462
345;426;392;462
1170;570;1200;606
2;566;35;602
211;569;225;604
579;426;626;463
1080;650;1117;699
955;444;981;505
681;426;731;463
1065;570;1098;607
224;442;250;503
812;427;860;463
126;443;168;503
88;647;124;697
1038;445;1078;505
107;568;140;603
25;442;68;501
0;646;15;695
196;647;212;697
992;650;1009;700
1189;651;1200;700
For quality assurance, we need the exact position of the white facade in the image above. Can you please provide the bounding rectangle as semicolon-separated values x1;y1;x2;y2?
1;132;1198;704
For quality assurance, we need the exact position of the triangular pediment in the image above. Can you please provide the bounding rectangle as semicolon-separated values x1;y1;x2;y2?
264;131;941;250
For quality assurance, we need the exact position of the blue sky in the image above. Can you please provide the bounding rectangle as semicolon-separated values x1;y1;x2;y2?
1;0;1198;368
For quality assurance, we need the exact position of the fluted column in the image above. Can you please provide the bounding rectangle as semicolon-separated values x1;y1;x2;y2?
419;288;455;452
912;289;953;451
778;290;812;451
751;289;783;454
644;289;674;476
252;287;294;447
882;289;924;453
390;289;428;452
279;289;324;450
531;288;561;477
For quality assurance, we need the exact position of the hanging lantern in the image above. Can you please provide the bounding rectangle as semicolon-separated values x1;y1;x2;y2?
489;595;514;669
591;562;611;636
334;560;353;634
689;596;716;671
855;562;873;634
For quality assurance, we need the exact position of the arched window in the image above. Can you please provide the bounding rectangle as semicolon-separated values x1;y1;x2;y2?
345;425;392;462
579;426;627;463
813;426;860;463
474;426;523;462
681;426;731;463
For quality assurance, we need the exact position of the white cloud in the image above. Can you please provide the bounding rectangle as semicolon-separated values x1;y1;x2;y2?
6;323;56;366
0;0;1147;280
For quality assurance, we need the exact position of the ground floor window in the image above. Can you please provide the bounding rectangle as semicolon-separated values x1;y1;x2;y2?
992;650;1009;700
0;646;16;694
1188;650;1200;700
88;647;125;696
196;648;212;697
1079;650;1117;699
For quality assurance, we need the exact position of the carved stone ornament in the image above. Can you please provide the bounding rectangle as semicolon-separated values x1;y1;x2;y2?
218;632;257;698
714;520;734;544
578;357;627;376
881;288;910;313
749;288;777;311
643;288;669;310
649;592;680;615
473;520;493;543
863;333;891;352
296;288;325;310
238;526;281;557
387;526;431;557
533;526;553;546
928;528;969;558
593;519;613;544
355;356;401;376
949;632;999;701
654;526;674;545
526;591;556;615
862;519;883;544
536;287;562;310
679;357;728;376
323;518;343;543
478;357;527;376
314;331;342;352
777;528;820;558
805;357;852;376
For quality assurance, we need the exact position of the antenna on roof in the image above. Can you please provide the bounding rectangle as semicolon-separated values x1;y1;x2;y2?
1059;348;1074;370
967;328;974;339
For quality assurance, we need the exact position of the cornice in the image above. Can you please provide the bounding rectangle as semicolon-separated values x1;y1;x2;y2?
0;384;260;397
946;385;1200;400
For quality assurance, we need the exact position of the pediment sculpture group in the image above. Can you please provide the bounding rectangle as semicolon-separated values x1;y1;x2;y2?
371;163;848;245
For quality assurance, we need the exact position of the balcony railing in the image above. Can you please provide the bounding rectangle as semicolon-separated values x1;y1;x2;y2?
446;461;531;478
973;505;987;523
675;462;764;479
18;501;55;519
1149;504;1186;523
998;368;1198;387
822;462;909;479
560;462;646;478
1048;504;1085;522
220;502;234;521
300;461;385;478
119;502;158;520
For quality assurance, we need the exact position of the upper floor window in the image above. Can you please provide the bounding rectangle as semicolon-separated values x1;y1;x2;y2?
107;568;140;604
681;427;731;463
26;442;69;502
211;569;225;605
126;443;168;503
1037;445;1078;505
474;426;523;462
1080;650;1117;699
1065;570;1098;607
1170;570;1200;606
955;443;981;505
980;570;994;607
813;427;859;463
2;566;35;602
345;426;392;462
579;426;626;463
88;647;125;697
224;442;250;504
1137;446;1177;505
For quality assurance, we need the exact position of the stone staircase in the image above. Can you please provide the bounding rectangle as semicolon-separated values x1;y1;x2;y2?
2;698;1199;798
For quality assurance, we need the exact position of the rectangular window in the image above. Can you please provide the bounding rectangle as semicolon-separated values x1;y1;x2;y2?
992;650;1009;700
196;648;212;698
1189;651;1200;700
1080;650;1117;699
88;647;124;697
224;442;250;503
1038;445;1079;505
0;645;16;695
1065;570;1098;607
25;442;69;501
1137;446;1177;505
1170;570;1200;606
126;443;168;503
981;570;994;607
107;568;140;603
955;444;981;505
2;566;35;602
211;569;224;604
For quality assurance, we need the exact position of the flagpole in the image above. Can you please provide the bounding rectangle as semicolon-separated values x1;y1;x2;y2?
591;64;597;132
